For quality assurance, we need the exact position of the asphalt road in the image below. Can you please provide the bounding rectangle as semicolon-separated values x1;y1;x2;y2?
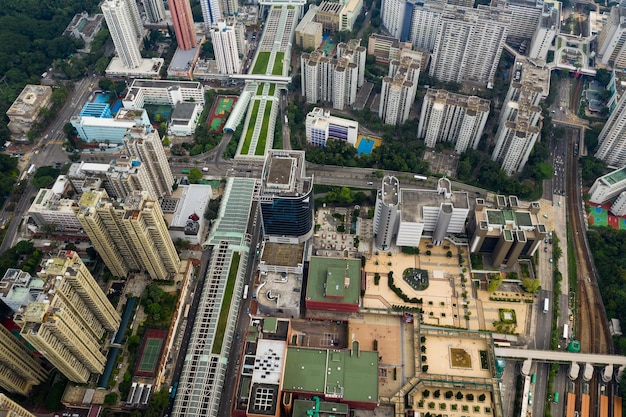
0;75;95;255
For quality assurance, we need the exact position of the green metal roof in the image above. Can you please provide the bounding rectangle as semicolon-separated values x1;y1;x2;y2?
306;257;360;304
604;167;626;185
282;344;378;403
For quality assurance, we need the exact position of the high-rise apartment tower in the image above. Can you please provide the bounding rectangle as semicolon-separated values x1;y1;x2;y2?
168;0;197;50
0;325;47;395
124;125;174;198
75;190;181;279
14;251;121;383
101;0;144;68
210;20;241;74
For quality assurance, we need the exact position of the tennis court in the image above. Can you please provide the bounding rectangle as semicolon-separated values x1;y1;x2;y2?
134;328;167;377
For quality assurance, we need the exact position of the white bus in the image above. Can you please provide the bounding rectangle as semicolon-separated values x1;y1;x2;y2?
543;298;549;313
243;284;249;300
183;304;190;319
414;174;427;181
563;324;569;339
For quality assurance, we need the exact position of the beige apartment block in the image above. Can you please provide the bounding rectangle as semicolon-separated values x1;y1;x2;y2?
14;251;121;383
6;85;52;135
0;325;47;396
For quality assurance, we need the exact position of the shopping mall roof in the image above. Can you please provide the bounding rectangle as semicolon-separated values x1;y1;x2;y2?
282;343;378;403
305;257;360;304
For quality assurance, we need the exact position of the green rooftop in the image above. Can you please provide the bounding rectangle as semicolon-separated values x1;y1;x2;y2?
485;209;534;228
306;257;361;304
604;167;626;185
282;343;378;404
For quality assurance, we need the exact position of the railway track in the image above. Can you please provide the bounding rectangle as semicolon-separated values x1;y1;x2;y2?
566;127;613;416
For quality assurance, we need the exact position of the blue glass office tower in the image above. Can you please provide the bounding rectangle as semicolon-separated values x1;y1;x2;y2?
258;151;314;243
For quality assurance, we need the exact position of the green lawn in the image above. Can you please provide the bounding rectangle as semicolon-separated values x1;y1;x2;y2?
252;52;271;74
241;101;260;154
272;52;284;76
212;252;240;354
255;103;274;155
268;83;276;96
256;84;264;95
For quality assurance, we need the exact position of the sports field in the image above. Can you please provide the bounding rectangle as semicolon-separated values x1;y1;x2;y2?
356;135;381;156
134;328;167;377
208;95;238;133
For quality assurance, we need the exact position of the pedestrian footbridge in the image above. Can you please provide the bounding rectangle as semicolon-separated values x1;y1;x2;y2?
495;348;626;366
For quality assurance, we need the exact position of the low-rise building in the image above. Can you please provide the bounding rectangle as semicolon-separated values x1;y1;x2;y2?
305;257;361;314
6;85;53;136
168;102;203;136
71;108;152;144
122;79;205;109
282;343;378;410
63;12;104;52
256;242;306;318
163;184;212;245
305;107;359;147
28;185;81;232
105;57;164;78
315;1;343;31
295;5;323;50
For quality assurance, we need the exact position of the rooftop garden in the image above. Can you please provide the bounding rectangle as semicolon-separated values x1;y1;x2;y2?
272;52;285;76
255;102;274;156
252;52;271;74
212;252;240;354
241;100;260;154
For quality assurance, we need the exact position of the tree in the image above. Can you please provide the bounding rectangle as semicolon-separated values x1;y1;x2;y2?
188;168;203;183
423;389;430;398
103;392;118;406
521;278;541;294
487;275;503;292
433;390;440;398
456;391;464;400
31;176;55;188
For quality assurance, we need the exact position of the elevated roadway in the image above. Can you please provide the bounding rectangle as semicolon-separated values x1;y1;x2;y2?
495;348;626;366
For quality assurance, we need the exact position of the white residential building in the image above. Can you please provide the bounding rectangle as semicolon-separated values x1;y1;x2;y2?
379;56;420;125
597;0;626;68
340;0;364;31
492;61;548;174
301;48;364;110
381;0;407;38
101;0;144;68
28;187;81;231
589;167;626;204
418;89;490;153
143;0;166;23
200;0;222;27
430;5;511;86
373;176;469;249
404;0;445;50
529;3;559;60
305;107;359;147
494;0;544;48
123;79;205;109
210;20;241;74
595;89;626;166
373;176;400;250
124;126;174;198
611;191;626;215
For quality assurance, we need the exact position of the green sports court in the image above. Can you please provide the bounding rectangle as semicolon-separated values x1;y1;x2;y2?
207;95;238;133
134;328;167;377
